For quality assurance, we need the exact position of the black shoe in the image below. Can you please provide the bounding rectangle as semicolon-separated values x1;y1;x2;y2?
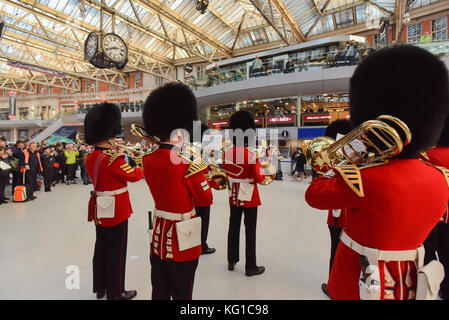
1;200;8;204
202;247;216;255
110;290;137;300
3;197;9;201
245;266;265;277
321;283;331;299
438;290;449;300
228;262;236;271
29;196;37;201
96;289;106;299
45;189;51;192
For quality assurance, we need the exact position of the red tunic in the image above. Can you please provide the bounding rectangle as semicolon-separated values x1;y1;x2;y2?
305;159;449;300
86;149;144;227
222;147;265;208
426;147;449;223
143;144;213;262
327;209;346;228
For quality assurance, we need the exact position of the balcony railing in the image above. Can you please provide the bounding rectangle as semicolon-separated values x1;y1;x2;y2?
185;40;449;90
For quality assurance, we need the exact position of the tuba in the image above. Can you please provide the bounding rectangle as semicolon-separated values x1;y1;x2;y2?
306;115;411;174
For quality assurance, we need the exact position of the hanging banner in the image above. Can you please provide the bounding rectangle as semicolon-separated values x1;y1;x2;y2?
7;60;66;78
8;91;16;118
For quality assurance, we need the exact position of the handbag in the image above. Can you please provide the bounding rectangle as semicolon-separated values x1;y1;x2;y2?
175;217;202;251
0;160;11;171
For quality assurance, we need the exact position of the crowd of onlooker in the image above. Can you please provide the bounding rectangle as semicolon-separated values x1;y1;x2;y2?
0;135;158;203
0;136;94;203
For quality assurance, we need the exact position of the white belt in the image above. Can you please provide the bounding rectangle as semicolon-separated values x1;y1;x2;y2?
228;178;254;184
95;187;128;196
153;208;195;221
340;231;418;262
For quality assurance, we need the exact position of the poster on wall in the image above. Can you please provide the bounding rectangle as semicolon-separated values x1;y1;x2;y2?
17;129;29;140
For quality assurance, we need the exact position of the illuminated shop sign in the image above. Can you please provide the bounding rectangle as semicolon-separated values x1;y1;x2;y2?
302;114;331;122
267;115;295;124
208;120;229;127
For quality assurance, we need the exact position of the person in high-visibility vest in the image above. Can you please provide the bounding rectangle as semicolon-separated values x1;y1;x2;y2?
23;142;43;194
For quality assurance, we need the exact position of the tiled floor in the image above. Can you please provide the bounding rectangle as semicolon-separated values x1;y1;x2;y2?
0;176;332;300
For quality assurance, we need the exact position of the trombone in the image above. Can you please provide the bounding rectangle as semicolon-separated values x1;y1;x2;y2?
305;115;411;174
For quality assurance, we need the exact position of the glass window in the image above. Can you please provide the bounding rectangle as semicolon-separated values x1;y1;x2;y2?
335;9;354;29
374;33;381;48
432;16;448;41
135;74;141;88
407;23;422;43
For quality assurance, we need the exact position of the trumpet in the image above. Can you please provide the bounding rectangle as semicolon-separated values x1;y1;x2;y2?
306;115;411;174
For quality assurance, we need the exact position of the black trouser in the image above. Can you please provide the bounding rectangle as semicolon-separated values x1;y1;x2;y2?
11;171;20;195
424;222;449;299
0;174;8;200
227;206;258;271
328;225;343;275
66;164;77;182
43;167;52;190
195;206;211;252
150;252;198;300
29;168;39;191
93;219;128;300
60;163;67;183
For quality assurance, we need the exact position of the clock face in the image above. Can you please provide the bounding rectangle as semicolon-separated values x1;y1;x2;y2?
102;33;128;63
84;32;98;61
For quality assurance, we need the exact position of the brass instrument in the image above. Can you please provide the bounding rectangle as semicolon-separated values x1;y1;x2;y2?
130;124;161;146
305;115;411;174
247;147;277;185
187;143;243;191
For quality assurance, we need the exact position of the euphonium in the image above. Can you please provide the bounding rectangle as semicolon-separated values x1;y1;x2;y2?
306;115;411;174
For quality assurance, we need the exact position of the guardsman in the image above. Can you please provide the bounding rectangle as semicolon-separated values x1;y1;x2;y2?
319;119;353;297
84;102;143;300
306;45;449;300
422;116;449;300
223;110;266;277
140;82;213;300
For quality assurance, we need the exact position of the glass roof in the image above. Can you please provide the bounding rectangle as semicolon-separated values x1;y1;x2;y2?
0;0;443;79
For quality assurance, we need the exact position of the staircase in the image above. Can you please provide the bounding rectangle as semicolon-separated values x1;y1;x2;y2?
31;118;63;143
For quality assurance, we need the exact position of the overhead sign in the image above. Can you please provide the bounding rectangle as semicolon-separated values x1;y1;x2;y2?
267;115;295;124
302;114;331;122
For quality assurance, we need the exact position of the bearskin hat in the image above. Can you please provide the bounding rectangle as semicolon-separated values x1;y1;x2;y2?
229;110;256;131
437;114;449;147
84;102;122;145
349;45;449;158
229;110;256;147
325;119;353;140
142;82;198;142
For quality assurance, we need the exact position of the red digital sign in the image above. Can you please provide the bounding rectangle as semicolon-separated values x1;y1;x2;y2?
267;115;295;124
208;120;229;127
302;114;331;123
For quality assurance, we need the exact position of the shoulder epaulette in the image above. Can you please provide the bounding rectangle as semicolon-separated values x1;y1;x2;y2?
184;158;208;179
334;164;364;197
102;150;124;166
427;164;449;188
334;161;389;197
